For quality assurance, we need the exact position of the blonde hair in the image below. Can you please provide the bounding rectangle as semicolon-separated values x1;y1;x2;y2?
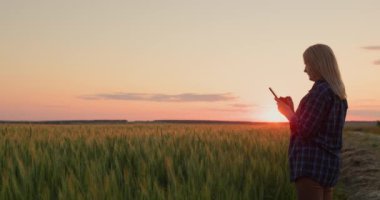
303;44;347;100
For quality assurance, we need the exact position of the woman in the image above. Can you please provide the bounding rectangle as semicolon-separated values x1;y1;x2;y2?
276;44;348;200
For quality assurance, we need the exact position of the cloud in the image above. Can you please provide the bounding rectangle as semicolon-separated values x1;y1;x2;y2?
43;104;67;108
361;46;380;65
348;109;380;118
348;101;380;119
362;46;380;50
209;108;245;112
229;103;257;108
206;107;251;113
205;103;258;113
350;99;380;109
80;92;237;102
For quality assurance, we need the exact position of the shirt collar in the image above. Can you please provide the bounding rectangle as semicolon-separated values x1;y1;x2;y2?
310;79;326;91
315;79;326;85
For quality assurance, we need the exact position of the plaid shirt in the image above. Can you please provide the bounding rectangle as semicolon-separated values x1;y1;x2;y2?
288;80;348;187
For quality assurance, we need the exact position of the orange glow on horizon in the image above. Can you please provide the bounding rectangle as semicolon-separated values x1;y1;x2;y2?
256;106;287;122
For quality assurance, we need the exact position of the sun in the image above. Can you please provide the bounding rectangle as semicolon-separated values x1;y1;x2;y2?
257;106;287;122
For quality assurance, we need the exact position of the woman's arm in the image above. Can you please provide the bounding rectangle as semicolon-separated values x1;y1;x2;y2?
288;88;331;141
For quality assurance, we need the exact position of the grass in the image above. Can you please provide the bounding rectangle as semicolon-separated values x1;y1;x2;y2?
336;129;380;200
333;181;348;200
0;123;350;199
344;124;380;135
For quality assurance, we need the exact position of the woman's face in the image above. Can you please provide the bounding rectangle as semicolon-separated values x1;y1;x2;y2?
304;63;321;81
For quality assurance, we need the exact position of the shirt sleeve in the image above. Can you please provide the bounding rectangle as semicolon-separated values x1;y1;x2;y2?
289;87;331;141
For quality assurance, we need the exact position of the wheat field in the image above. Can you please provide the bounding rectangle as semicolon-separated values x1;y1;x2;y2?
0;123;296;199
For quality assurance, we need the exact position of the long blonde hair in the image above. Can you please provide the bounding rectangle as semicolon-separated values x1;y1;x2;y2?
303;44;347;100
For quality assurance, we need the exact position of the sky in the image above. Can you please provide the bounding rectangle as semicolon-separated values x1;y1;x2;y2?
1;0;379;122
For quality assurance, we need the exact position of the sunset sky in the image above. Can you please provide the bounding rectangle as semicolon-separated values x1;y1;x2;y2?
1;0;379;122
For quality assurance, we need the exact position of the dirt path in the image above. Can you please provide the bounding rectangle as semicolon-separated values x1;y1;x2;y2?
340;131;380;200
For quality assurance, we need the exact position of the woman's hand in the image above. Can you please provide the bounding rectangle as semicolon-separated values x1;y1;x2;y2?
276;96;295;121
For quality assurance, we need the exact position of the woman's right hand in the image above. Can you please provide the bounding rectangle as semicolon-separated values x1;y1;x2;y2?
276;96;295;121
277;96;294;112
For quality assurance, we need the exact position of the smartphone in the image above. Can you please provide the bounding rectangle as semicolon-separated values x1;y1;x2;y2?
269;87;278;99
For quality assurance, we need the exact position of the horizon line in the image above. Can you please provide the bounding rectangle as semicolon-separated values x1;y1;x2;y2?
0;119;378;124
